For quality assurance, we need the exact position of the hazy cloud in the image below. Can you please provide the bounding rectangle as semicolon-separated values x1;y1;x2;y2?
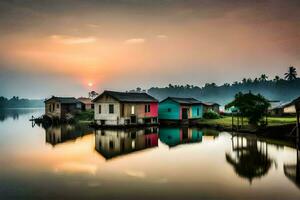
50;35;97;44
124;38;146;44
157;34;168;39
124;170;146;178
86;23;100;28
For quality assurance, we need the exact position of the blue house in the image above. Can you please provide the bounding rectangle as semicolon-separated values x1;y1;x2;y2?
158;97;204;121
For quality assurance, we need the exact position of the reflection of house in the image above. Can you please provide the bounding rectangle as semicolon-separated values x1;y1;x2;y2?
92;91;158;126
226;135;272;183
45;124;92;146
158;97;204;122
95;127;158;159
203;102;220;113
77;97;94;110
159;127;202;147
45;96;81;119
284;148;300;189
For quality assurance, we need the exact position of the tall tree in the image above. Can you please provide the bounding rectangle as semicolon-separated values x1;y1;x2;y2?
259;74;268;82
225;92;270;125
284;65;297;81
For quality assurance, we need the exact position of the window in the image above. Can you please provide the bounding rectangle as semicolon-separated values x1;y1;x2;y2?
131;105;135;114
145;104;150;113
109;104;114;114
121;104;124;117
197;108;200;116
167;108;172;112
109;141;114;149
98;105;101;114
56;104;59;109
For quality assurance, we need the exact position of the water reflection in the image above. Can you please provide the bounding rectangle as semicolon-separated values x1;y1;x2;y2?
226;134;273;183
284;147;300;189
95;127;158;160
45;124;93;146
0;108;40;121
159;127;203;148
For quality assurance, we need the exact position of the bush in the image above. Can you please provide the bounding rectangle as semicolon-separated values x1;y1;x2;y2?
203;110;220;119
74;110;94;121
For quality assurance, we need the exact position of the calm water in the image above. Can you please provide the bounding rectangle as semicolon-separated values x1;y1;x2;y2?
0;109;300;200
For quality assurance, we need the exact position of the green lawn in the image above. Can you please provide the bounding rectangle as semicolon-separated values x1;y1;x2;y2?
197;116;296;128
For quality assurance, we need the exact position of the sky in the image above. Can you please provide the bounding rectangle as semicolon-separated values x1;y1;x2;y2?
0;0;300;98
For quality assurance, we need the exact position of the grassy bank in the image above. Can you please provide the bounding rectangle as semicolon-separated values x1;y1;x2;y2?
196;116;296;132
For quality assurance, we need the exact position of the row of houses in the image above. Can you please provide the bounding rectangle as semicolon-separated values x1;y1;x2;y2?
45;90;220;125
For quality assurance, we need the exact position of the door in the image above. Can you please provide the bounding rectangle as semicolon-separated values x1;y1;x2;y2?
182;108;189;119
130;115;137;124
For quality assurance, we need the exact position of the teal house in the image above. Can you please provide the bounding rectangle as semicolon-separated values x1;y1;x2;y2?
158;97;204;121
159;127;203;148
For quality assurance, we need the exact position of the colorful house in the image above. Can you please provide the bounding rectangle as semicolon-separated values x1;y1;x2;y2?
159;127;202;148
158;97;204;121
44;96;81;119
92;91;159;126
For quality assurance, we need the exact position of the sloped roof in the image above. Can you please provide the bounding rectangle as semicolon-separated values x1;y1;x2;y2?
77;97;93;104
203;102;220;106
161;97;202;105
45;96;79;104
93;90;158;103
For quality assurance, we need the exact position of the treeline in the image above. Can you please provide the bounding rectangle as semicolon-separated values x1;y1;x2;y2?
0;96;44;108
147;75;300;105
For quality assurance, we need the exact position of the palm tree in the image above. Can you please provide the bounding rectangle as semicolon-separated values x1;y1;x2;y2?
273;75;280;82
259;74;268;82
284;66;297;81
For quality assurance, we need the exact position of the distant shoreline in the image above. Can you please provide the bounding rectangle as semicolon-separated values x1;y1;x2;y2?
0;107;44;109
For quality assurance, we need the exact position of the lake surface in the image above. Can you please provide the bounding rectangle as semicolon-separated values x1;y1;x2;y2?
0;109;300;199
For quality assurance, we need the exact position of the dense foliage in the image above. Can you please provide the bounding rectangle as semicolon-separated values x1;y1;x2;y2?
74;110;94;121
225;92;270;125
203;110;220;119
0;96;44;108
147;67;300;105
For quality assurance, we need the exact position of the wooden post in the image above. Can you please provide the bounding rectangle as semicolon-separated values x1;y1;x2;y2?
232;112;234;131
241;115;244;128
237;112;239;131
296;110;299;145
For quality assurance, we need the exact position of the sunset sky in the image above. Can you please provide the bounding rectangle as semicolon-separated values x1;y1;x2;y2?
0;0;300;98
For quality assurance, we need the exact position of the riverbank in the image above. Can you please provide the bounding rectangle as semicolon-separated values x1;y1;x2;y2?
195;116;297;140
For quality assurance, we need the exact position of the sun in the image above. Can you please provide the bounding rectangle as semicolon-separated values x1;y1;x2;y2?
88;82;93;87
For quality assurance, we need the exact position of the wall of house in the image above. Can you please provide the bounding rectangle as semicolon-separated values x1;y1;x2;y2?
190;105;203;119
158;99;180;120
94;94;121;125
284;105;296;114
45;100;61;118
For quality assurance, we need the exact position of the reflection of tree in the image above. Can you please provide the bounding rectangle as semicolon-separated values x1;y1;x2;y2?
284;147;300;189
226;135;272;183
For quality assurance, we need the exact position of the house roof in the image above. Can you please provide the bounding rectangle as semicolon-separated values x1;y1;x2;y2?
44;96;79;104
271;96;300;110
161;97;203;105
77;97;93;104
92;90;158;103
203;102;220;106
